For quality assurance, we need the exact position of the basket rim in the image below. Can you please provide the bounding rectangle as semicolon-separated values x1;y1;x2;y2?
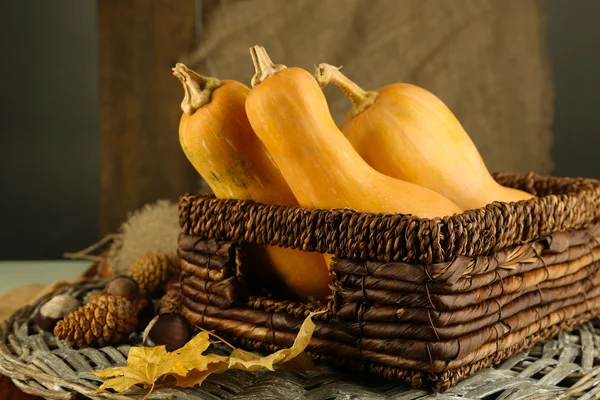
178;172;600;263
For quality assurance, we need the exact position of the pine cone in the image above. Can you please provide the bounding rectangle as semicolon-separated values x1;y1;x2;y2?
128;252;180;295
158;291;182;315
85;290;105;305
54;295;137;348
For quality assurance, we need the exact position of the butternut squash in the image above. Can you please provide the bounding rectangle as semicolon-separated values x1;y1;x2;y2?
245;46;462;219
172;63;330;301
315;64;533;211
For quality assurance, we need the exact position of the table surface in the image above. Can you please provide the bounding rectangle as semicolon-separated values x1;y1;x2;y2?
0;260;91;293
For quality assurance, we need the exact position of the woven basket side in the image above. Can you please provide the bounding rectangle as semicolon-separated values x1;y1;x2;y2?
179;235;248;308
333;260;600;331
179;173;600;264
331;245;600;313
184;298;600;373
180;301;600;392
331;225;597;290
181;281;600;367
178;226;600;383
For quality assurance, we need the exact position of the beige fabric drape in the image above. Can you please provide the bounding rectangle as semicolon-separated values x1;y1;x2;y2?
183;0;553;174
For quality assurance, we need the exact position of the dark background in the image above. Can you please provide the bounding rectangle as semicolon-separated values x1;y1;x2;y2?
0;1;99;260
0;0;598;260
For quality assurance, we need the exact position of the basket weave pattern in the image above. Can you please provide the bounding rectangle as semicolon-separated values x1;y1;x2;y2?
5;281;600;398
178;173;600;391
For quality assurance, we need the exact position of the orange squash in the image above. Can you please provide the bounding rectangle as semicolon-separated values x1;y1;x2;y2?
173;63;330;301
245;47;462;219
315;64;533;211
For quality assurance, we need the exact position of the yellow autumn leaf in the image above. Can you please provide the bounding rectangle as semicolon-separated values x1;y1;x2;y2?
93;334;214;397
94;376;141;393
228;311;321;371
278;352;318;372
175;360;229;388
169;331;218;370
93;346;177;398
93;310;323;396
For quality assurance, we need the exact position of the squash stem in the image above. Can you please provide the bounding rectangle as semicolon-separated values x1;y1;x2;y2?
315;63;378;116
172;63;221;114
249;45;287;87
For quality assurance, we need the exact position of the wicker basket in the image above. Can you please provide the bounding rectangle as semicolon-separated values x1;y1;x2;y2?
5;280;600;399
178;172;600;392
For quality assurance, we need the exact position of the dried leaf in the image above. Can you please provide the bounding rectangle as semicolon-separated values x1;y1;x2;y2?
95;376;141;394
94;346;175;393
93;311;323;395
93;334;215;397
228;310;320;371
279;352;318;372
175;361;229;388
170;332;222;371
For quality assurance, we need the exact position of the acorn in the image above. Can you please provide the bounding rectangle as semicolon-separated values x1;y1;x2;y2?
126;293;156;332
34;294;81;332
106;276;140;297
143;313;192;351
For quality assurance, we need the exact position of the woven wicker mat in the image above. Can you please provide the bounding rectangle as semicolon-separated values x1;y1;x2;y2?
2;280;600;399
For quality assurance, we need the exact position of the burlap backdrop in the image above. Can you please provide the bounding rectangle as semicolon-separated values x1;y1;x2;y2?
182;0;553;174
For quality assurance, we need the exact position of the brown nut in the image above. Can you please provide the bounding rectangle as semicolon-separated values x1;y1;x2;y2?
34;294;81;332
164;276;181;294
143;313;192;352
106;276;140;297
126;293;156;332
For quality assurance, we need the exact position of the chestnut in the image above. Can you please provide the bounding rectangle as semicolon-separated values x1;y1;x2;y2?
34;294;81;332
106;276;140;297
164;277;181;294
126;293;156;332
143;313;192;351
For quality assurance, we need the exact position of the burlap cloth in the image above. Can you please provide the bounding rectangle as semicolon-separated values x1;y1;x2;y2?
183;0;553;174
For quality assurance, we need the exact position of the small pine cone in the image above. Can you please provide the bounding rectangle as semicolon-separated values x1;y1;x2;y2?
54;295;137;348
129;252;180;295
158;291;182;315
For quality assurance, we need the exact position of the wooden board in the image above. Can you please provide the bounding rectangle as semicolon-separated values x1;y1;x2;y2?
98;0;199;235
